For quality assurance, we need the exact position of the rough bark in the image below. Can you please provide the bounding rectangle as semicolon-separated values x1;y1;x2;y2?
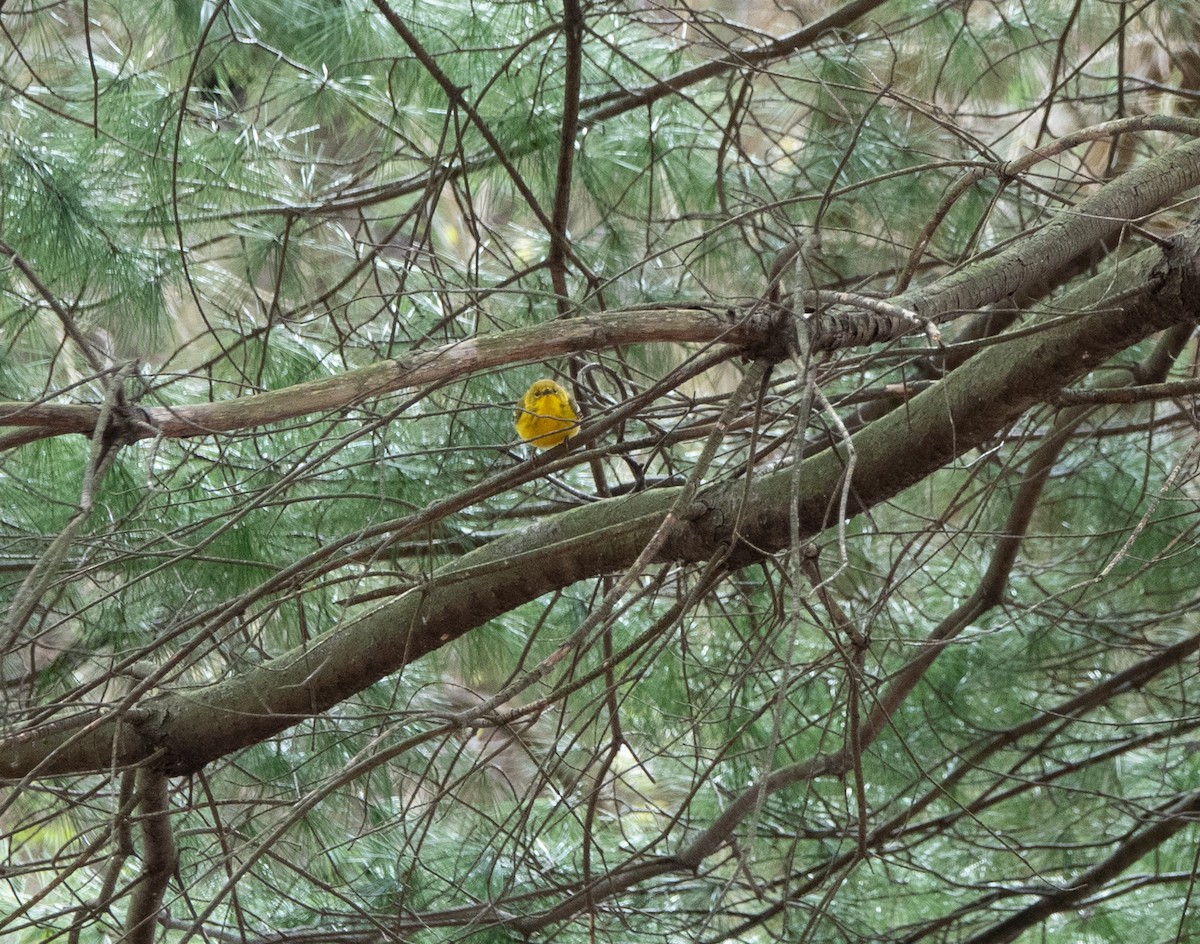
3;222;1198;782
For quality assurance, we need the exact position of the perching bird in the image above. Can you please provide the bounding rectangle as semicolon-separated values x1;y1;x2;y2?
514;379;579;449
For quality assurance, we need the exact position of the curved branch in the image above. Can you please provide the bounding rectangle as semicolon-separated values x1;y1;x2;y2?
2;228;1194;784
0;307;757;446
6;136;1200;452
890;135;1200;320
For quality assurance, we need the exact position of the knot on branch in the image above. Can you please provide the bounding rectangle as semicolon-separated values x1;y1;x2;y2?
742;302;800;365
104;402;153;448
1163;219;1200;318
100;363;154;450
801;291;942;353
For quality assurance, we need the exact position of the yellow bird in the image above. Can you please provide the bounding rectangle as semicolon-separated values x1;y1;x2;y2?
514;378;579;449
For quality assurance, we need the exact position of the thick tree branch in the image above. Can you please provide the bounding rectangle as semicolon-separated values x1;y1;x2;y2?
889;135;1200;322
120;767;177;944
0;307;759;446
7;137;1199;451
2;224;1196;783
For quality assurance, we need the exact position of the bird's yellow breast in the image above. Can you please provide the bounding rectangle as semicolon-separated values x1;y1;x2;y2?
515;379;578;449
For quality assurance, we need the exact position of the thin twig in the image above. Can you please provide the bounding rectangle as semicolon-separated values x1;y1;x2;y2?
0;240;105;372
1;364;131;654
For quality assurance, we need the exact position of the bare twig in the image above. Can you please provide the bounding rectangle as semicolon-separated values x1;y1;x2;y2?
0;240;105;373
1;364;131;655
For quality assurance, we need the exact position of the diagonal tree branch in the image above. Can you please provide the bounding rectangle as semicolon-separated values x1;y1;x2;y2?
6;135;1199;451
2;222;1196;784
580;0;896;123
957;789;1200;944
